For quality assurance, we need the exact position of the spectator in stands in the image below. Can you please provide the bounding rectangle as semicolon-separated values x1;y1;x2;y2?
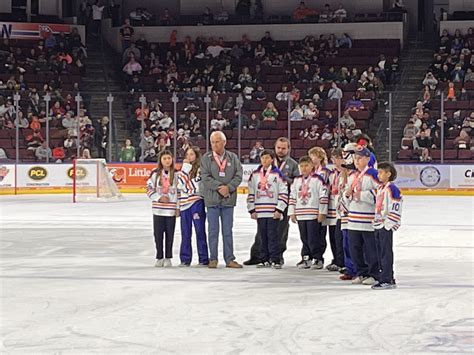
454;129;471;149
253;86;267;101
416;131;433;162
201;7;214;25
319;4;333;23
303;102;319;120
120;18;134;51
35;141;51;161
401;119;420;150
123;57;142;77
292;1;317;21
276;86;290;102
261;31;274;52
249;141;264;163
340;110;356;129
14;111;29;129
345;93;364;111
92;0;105;36
444;81;459;101
80;148;92;159
159;8;173;25
26;130;44;151
464;68;474;82
334;4;347;23
422;72;438;91
327;81;343;100
290;103;304;121
122;43;141;64
262;102;279;121
248;113;260;129
63;134;76;157
139;129;155;162
211;111;227;131
451;64;465;83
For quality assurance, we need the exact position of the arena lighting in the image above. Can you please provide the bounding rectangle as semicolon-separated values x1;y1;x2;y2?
43;93;51;163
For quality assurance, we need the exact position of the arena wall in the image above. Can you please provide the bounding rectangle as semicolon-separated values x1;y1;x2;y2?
101;18;405;52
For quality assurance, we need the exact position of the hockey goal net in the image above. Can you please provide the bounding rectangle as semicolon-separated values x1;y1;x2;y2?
72;159;123;202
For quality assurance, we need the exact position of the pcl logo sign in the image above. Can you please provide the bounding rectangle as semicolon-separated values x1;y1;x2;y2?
67;166;87;180
28;166;48;180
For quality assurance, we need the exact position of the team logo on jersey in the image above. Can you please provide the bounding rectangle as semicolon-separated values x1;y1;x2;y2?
257;180;274;198
298;184;312;205
0;166;9;182
419;166;441;187
67;166;87;180
28;166;47;180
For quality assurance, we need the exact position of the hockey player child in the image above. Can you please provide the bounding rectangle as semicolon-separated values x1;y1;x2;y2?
288;156;329;270
177;146;209;267
325;148;347;273
344;146;381;285
146;150;180;268
372;162;402;290
308;146;332;269
247;150;288;269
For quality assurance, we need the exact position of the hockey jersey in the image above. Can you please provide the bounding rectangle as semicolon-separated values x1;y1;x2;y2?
325;168;342;226
288;174;329;221
177;162;203;211
373;182;403;231
247;165;288;218
336;170;354;231
146;169;180;216
344;167;381;232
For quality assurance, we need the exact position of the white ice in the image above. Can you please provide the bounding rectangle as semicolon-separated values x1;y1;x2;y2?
1;194;473;354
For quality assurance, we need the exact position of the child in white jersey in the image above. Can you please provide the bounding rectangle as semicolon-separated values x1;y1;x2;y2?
289;156;329;269
146;150;180;267
247;150;288;269
372;162;403;290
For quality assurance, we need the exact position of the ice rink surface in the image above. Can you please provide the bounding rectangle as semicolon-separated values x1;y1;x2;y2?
1;193;473;354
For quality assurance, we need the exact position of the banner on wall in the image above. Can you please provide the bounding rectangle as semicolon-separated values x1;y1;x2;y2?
1;163;473;191
450;165;474;189
0;22;77;40
394;164;451;189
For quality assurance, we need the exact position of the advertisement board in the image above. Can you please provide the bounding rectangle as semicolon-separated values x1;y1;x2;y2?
450;165;474;189
394;164;451;189
0;22;80;40
0;163;473;195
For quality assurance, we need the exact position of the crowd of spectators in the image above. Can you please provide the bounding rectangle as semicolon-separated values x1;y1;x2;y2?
118;25;397;161
401;27;474;161
0;30;101;162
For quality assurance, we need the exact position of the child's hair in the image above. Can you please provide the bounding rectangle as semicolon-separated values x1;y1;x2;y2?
155;149;175;187
378;161;397;181
299;155;313;164
308;146;328;165
186;146;201;179
331;148;344;158
260;149;275;160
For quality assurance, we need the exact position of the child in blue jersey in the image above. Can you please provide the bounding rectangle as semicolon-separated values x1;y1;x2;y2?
372;162;403;290
177;146;209;267
247;149;288;269
146;150;180;268
308;146;332;270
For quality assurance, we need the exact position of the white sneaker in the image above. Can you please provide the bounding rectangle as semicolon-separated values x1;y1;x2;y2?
163;259;172;267
311;260;324;270
362;276;376;285
297;256;311;269
154;259;164;267
351;276;364;284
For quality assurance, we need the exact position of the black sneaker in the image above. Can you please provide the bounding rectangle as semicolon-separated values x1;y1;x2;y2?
243;259;261;266
371;282;396;290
